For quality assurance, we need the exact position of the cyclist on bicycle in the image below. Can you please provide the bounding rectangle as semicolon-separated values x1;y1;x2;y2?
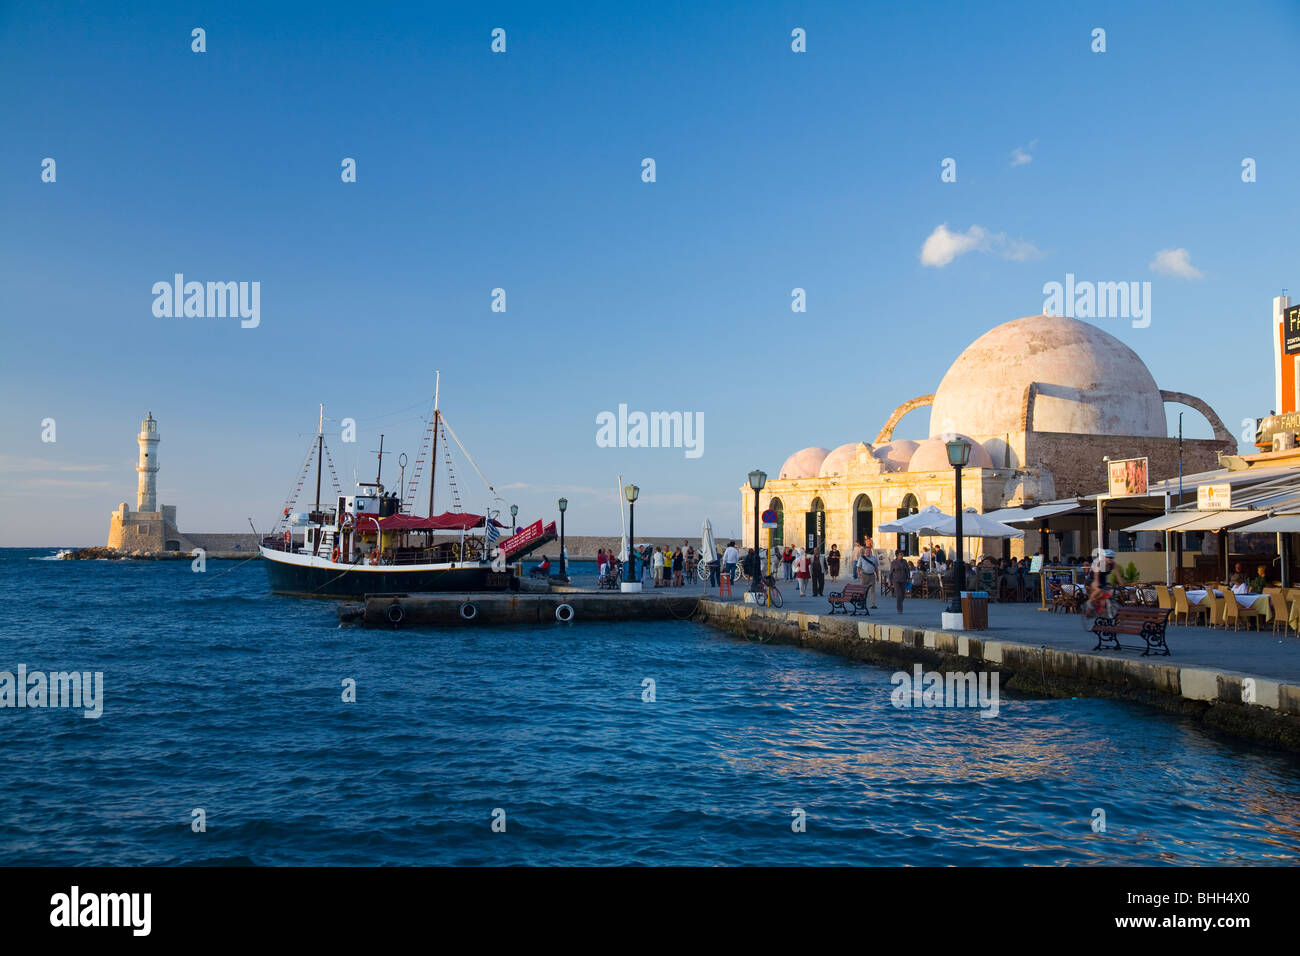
1087;548;1116;610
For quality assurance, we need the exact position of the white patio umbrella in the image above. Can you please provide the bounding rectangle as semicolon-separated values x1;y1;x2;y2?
701;518;718;563
922;507;1025;539
877;504;948;533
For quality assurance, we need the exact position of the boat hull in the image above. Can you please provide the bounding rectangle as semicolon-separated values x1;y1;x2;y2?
262;548;511;598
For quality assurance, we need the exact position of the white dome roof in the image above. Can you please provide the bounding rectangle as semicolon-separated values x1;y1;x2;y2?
779;446;831;479
819;441;873;477
929;315;1166;439
906;434;996;472
873;440;918;472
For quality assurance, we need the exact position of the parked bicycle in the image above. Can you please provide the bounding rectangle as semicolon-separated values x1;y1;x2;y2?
754;573;783;608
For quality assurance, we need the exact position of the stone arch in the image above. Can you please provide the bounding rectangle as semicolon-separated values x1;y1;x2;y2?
875;395;934;444
1159;390;1235;445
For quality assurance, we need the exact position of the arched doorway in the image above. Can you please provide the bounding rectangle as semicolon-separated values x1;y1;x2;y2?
805;497;826;552
768;497;784;547
853;494;873;547
896;493;919;556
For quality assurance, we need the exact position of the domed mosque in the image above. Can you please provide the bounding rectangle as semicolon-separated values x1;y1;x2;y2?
746;315;1235;558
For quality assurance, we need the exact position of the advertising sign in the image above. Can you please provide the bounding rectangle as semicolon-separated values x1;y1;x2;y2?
1197;483;1231;510
1107;457;1148;497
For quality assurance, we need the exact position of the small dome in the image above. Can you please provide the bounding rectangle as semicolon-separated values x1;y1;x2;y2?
873;440;919;472
906;435;995;472
819;441;873;477
778;447;831;479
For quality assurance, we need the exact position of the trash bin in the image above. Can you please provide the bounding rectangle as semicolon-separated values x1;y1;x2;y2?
961;590;989;630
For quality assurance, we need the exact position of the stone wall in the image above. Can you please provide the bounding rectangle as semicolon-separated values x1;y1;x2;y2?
1025;433;1229;499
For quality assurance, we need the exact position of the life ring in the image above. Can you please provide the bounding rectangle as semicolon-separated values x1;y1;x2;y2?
555;603;574;623
386;603;405;625
368;552;379;565
282;529;293;548
342;513;354;529
331;547;341;563
459;602;478;621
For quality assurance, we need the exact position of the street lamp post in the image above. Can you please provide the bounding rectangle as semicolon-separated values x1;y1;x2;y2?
624;484;639;585
557;497;568;579
945;439;971;615
748;469;767;593
509;503;518;534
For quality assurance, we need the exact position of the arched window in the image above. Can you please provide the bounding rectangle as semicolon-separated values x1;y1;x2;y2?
768;497;785;547
853;494;873;546
806;498;826;551
896;493;920;556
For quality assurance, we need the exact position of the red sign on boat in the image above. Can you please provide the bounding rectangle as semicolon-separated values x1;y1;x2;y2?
499;519;557;557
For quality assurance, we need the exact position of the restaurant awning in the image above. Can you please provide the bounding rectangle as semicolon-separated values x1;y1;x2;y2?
1170;509;1271;532
1120;512;1206;533
1236;513;1300;533
983;501;1085;526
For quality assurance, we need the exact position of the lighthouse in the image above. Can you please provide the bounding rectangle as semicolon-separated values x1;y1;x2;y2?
136;411;160;512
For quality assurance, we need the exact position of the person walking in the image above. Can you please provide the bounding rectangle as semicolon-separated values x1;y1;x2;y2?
782;546;794;581
856;547;879;608
889;550;909;613
827;544;841;582
811;546;826;597
850;539;864;580
672;547;684;587
793;549;811;597
723;541;739;584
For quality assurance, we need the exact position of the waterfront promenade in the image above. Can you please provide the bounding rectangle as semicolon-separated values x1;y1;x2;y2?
552;569;1300;685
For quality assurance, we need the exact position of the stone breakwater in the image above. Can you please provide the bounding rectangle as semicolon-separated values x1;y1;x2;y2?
63;546;257;561
694;599;1300;754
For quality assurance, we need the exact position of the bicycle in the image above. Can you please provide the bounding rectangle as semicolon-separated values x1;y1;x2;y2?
1080;586;1118;629
754;574;783;608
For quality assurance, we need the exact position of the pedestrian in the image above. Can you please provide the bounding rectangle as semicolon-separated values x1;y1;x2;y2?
855;547;879;608
850;539;864;580
782;546;794;580
709;548;721;588
793;549;811;596
672;547;684;587
811;546;826;597
723;541;739;584
596;548;607;580
652;546;665;587
889;550;909;612
827;544;841;581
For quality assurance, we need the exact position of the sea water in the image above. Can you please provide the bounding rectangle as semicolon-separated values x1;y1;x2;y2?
1;548;1298;865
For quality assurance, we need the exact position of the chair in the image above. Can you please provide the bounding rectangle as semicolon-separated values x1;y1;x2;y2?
1172;586;1209;626
1154;585;1173;612
1221;592;1261;632
1201;589;1224;628
1265;588;1291;636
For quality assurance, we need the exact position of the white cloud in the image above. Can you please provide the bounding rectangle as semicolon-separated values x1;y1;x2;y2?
1149;248;1204;280
919;223;1043;268
1010;140;1038;167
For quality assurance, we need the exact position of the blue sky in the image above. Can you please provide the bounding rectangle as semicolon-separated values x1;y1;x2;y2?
2;0;1298;545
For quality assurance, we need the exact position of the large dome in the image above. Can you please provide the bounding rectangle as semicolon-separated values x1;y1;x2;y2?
779;447;831;479
928;315;1167;439
819;441;872;477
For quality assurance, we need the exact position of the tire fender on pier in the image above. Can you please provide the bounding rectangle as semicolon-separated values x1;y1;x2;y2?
386;603;405;626
555;603;575;623
459;602;478;621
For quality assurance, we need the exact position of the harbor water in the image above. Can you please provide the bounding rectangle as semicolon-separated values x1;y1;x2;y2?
2;548;1298;866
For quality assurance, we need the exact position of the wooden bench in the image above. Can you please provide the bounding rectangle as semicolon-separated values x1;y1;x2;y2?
1092;606;1173;656
827;582;870;616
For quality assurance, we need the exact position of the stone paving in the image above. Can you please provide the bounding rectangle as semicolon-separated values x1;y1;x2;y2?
577;572;1300;686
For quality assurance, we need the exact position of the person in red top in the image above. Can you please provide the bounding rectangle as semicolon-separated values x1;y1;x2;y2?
793;550;811;597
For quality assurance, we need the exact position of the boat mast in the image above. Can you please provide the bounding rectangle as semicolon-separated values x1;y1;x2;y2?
314;403;324;513
374;434;385;488
428;370;440;517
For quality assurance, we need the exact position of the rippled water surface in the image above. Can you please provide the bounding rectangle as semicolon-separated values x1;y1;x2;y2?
2;549;1299;865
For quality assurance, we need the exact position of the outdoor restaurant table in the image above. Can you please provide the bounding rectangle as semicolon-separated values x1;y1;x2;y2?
1185;589;1271;622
